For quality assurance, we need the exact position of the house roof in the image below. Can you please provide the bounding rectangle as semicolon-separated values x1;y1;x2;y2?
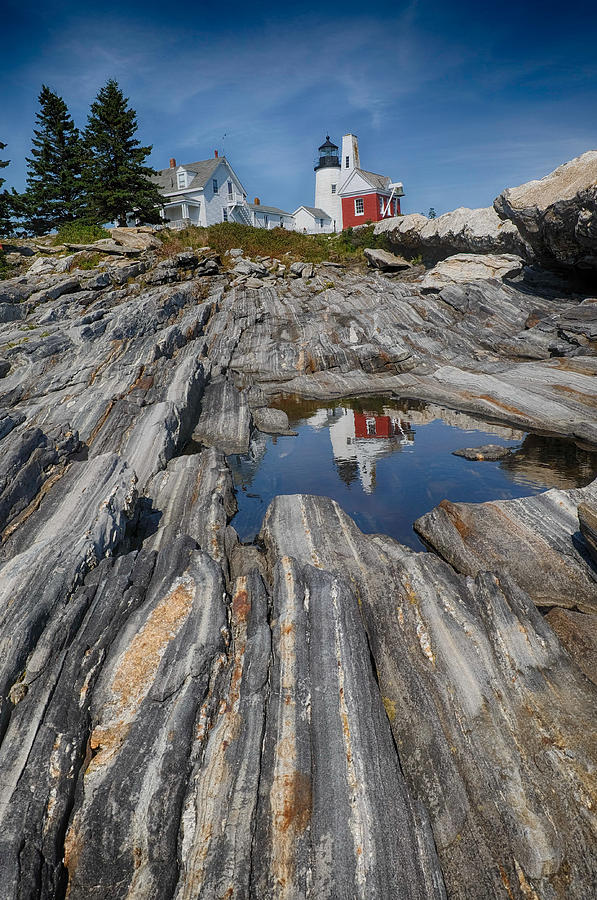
295;206;332;219
340;168;392;194
153;158;233;193
248;203;292;216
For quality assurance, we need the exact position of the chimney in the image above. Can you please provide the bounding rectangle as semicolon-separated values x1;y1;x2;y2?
254;197;260;205
169;158;176;168
341;134;360;172
214;149;218;158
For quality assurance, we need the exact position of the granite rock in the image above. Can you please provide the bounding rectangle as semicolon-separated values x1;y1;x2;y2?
494;150;597;271
375;206;530;262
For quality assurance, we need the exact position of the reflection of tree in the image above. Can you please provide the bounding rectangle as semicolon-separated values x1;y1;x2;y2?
500;434;597;490
335;458;359;487
227;432;268;490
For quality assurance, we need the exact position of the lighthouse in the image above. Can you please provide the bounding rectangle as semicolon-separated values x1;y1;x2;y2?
314;136;342;231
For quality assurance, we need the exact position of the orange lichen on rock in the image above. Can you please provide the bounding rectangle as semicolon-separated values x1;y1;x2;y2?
87;578;195;772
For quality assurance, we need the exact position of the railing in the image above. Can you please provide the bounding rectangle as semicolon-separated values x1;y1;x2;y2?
226;193;246;207
163;217;191;230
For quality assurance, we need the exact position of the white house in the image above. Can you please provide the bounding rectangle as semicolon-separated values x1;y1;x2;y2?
248;200;294;229
152;154;252;228
293;206;334;233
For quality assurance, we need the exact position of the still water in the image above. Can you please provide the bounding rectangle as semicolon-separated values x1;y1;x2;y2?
228;397;597;550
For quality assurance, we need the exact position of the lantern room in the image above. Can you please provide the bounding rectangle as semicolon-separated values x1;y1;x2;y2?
315;136;340;171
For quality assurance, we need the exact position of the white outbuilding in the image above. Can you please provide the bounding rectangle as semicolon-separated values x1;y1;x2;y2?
292;206;334;234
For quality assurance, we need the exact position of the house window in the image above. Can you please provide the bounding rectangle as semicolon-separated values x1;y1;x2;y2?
177;172;186;189
222;208;228;221
320;218;324;228
212;179;218;194
345;156;350;168
331;184;336;193
366;418;376;435
228;181;233;195
380;196;385;215
264;214;269;227
354;198;364;216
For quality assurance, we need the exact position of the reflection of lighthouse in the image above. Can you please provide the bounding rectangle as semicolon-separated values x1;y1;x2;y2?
328;408;414;494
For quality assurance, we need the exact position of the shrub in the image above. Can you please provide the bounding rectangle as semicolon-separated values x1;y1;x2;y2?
72;252;103;270
156;221;396;267
54;221;110;245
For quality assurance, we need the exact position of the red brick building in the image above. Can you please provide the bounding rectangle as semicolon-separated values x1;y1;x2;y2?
338;134;404;229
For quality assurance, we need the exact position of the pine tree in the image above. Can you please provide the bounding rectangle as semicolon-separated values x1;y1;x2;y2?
0;140;12;236
83;80;163;227
18;86;85;235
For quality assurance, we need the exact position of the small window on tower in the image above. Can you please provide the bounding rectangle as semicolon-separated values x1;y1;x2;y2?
213;179;218;194
355;198;364;215
345;156;350;168
331;184;336;194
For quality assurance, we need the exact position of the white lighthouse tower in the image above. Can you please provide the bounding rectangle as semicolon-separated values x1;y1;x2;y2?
314;135;342;231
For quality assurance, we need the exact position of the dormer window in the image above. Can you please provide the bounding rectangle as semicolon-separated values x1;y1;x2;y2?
177;171;186;189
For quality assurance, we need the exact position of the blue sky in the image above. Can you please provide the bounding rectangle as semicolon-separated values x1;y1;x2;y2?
1;0;596;215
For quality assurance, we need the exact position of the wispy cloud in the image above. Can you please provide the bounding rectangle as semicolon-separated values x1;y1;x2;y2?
3;0;597;214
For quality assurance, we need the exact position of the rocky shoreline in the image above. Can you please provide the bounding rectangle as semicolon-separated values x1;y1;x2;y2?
0;153;596;898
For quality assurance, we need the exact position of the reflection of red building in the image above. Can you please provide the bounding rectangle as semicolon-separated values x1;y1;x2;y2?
354;413;412;439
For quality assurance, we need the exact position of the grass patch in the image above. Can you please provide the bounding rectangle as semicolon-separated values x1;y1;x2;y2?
53;221;110;246
72;252;103;270
157;221;393;266
0;252;10;280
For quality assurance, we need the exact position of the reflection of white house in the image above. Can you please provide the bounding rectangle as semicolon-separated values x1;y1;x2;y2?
327;406;414;494
152;155;251;228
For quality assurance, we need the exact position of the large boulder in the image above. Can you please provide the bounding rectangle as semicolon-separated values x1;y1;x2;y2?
109;226;161;251
420;252;524;288
494;150;597;271
375;206;529;261
363;247;412;270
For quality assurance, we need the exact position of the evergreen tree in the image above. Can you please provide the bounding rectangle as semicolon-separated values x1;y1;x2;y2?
0;141;12;236
83;80;162;227
18;86;85;235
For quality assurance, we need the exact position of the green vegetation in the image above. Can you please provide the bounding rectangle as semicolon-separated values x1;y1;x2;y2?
333;225;393;255
73;252;104;269
54;221;109;245
0;251;10;280
0;140;11;237
5;80;161;236
157;221;391;265
13;86;85;235
82;80;163;228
